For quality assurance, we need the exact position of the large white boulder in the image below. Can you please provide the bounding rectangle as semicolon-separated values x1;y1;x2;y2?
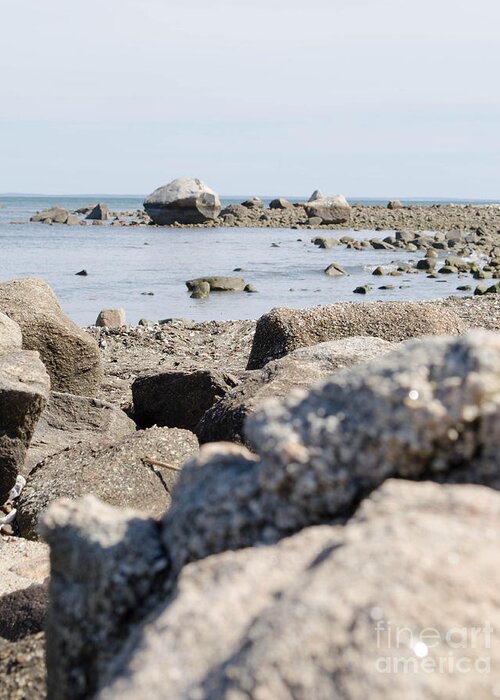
143;177;221;225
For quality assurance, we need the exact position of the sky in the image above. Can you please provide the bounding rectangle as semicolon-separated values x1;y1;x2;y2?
1;0;499;197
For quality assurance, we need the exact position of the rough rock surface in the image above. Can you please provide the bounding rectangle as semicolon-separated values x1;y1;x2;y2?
247;301;465;369
40;497;169;700
144;177;221;225
166;330;500;572
0;278;103;394
0;582;48;641
100;480;500;700
95;309;126;328
18;427;198;539
0;632;46;700
0;536;49;597
0;312;23;353
43;480;500;700
0;351;50;503
26;391;136;472
132;369;238;431
197;337;394;444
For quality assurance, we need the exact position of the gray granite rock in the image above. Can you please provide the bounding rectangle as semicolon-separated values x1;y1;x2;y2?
0;351;50;503
0;278;103;395
247;301;466;369
144;178;221;225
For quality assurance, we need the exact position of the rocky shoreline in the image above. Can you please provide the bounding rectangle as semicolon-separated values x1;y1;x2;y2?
1;276;500;698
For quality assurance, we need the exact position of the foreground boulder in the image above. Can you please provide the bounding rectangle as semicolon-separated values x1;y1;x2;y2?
197;337;394;444
40;330;500;698
0;352;50;504
247;301;465;369
144;177;221;225
305;193;351;224
42;480;500;700
132;369;238;431
0;278;103;394
18;427;198;539
26;392;136;472
0;312;22;353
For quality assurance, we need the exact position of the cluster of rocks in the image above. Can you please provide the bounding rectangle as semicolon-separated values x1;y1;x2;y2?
186;276;257;298
40;328;500;699
2;275;500;697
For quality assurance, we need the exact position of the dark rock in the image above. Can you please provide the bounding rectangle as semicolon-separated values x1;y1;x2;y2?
86;203;109;221
0;582;48;641
132;369;238;431
269;198;292;209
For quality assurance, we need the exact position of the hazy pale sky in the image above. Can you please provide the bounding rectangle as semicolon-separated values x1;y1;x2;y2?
1;0;499;197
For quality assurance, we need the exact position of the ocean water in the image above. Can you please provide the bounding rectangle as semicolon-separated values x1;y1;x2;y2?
0;195;493;327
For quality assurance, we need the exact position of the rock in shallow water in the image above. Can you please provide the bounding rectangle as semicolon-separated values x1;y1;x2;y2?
144;177;221;225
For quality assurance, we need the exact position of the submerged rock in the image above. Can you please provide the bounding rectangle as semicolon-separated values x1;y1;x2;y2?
185;276;247;292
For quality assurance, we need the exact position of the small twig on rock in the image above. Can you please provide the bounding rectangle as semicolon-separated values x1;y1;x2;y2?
141;457;182;472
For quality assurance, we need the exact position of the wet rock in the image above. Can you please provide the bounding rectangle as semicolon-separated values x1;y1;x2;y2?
0;312;22;353
75;269;88;276
144;178;221;225
26;392;136;472
189;281;210;299
353;285;370;294
372;266;385;276
95;309;126;328
312;236;339;248
0;351;50;503
247;301;465;369
30;207;69;224
185;276;247;292
416;258;436;271
324;262;347;276
0;278;103;394
132;369;238;431
86;203;109;221
196;337;394;444
17;427;198;539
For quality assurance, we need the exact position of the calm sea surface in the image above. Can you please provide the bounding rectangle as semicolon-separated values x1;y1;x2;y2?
0;195;497;327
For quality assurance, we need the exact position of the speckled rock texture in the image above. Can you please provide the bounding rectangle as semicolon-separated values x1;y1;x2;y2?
0;351;50;503
0;312;23;354
0;536;49;597
41;330;500;699
40;497;168;700
96;480;500;700
18;426;198;539
247;301;465;369
166;330;500;573
26;391;136;472
0;278;103;394
196;337;395;444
